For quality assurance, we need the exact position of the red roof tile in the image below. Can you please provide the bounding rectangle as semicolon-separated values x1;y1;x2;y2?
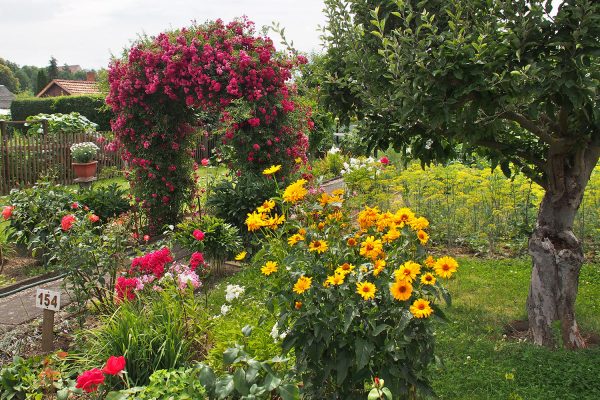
37;79;100;97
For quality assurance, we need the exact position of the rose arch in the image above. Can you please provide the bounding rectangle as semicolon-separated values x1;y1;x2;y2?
106;19;310;230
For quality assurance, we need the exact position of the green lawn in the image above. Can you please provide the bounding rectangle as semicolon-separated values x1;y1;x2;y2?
203;257;600;400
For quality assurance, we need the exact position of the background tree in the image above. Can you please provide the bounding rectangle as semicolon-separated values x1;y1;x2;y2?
0;64;20;93
322;0;600;348
36;69;48;94
47;57;59;80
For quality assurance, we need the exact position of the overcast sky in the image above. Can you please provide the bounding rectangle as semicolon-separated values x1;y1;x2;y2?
1;0;327;69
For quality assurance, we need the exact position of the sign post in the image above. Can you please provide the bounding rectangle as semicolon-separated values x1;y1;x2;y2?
35;288;61;352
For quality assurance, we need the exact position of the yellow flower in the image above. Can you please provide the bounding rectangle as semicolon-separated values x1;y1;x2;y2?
356;281;377;300
424;256;436;268
294;301;302;309
394;208;415;227
420;272;436;285
325;273;345;287
331;188;345;197
410;298;433;318
245;211;265;231
308;240;329;253
335;263;355;275
293;276;312;294
410;216;430;231
376;211;395;232
394;261;422;283
382;228;400;243
317;222;325;230
295;157;302;164
265;213;285;229
283;179;308;203
327;211;343;221
417;230;429;245
261;261;278;276
257;199;276;213
287;234;305;246
262;165;282;176
234;251;247;261
357;206;380;230
434;256;459;278
390;280;413;301
298;228;307;236
347;237;358;247
373;259;386;276
359;236;383;260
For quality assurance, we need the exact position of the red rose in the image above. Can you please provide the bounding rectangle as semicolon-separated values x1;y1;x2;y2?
193;229;205;241
103;355;126;375
71;202;79;209
143;234;150;242
201;158;209;166
88;214;100;223
379;156;390;165
61;215;76;231
2;206;14;220
76;368;105;393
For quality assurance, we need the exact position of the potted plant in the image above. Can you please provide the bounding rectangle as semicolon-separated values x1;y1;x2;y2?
70;142;100;179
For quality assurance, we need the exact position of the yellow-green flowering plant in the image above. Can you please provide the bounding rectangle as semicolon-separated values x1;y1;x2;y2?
245;169;458;399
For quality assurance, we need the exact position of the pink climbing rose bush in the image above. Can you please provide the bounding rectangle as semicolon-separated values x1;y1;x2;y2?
107;18;311;229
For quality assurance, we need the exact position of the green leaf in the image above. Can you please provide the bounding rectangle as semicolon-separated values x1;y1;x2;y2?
242;325;253;337
278;383;300;400
223;347;240;365
233;368;250;395
197;364;216;389
372;324;389;336
368;388;380;400
215;375;235;399
263;373;282;391
383;387;394;400
355;338;375;370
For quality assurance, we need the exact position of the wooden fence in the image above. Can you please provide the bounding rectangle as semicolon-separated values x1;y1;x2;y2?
0;120;217;195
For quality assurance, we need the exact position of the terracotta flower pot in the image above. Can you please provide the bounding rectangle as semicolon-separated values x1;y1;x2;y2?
72;161;98;179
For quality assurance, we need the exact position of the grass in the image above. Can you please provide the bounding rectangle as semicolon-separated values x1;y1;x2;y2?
203;258;600;400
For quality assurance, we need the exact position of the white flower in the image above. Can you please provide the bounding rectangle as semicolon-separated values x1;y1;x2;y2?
225;284;245;302
221;304;230;316
425;139;434;150
328;146;340;154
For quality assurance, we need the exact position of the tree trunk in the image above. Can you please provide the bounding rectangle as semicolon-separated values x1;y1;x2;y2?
527;146;599;348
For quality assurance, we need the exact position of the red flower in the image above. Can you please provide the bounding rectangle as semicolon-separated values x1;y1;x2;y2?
71;202;79;209
88;214;100;223
143;234;150;242
75;368;105;393
247;117;261;127
61;215;76;231
130;247;173;278
103;356;126;375
379;156;389;165
2;206;13;220
189;252;205;271
201;158;209;166
115;276;139;301
193;229;205;241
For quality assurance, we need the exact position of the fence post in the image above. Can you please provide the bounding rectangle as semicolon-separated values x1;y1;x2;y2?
41;119;48;136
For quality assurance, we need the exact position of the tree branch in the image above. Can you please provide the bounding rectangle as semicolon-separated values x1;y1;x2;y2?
501;111;554;144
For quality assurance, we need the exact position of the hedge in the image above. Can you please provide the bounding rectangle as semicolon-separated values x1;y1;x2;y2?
10;95;112;131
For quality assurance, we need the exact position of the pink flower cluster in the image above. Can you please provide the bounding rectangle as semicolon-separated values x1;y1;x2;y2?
130;247;173;278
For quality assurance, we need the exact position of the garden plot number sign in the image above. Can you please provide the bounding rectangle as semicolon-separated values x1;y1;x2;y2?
35;288;61;352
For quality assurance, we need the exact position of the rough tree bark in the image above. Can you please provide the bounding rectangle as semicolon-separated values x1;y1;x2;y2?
527;144;600;348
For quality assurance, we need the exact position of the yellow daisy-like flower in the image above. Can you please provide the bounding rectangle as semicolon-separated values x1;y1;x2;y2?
382;228;400;243
262;165;282;176
410;216;430;231
424;255;436;268
376;211;395;232
394;207;415;227
410;298;433;318
295;157;303;164
245;211;265;231
317;222;325;230
434;256;459;279
308;240;329;253
331;188;344;197
257;199;276;213
421;272;436;285
293;275;312;294
394;261;422;283
359;236;383;260
417;230;429;245
347;237;358;247
357;206;380;230
261;261;278;276
265;213;285;229
234;251;247;261
373;259;387;276
335;263;355;275
356;281;377;300
283;179;308;203
325;273;345;287
287;233;305;246
390;280;413;301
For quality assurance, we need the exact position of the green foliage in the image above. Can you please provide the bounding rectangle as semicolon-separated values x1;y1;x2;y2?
206;174;278;240
25;112;98;136
0;64;20;93
174;215;242;273
338;127;370;156
311;150;347;179
197;339;299;400
10;95;111;130
35;70;48;95
107;368;207;400
81;284;202;387
76;183;130;221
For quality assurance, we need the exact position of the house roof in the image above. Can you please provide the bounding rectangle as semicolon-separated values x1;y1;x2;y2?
0;85;16;109
36;79;100;97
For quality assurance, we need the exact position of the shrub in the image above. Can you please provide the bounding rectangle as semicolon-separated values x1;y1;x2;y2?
10;95;111;130
25;112;98;136
76;183;130;221
311;150;347;180
206;173;278;240
108;368;207;399
246;178;456;398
